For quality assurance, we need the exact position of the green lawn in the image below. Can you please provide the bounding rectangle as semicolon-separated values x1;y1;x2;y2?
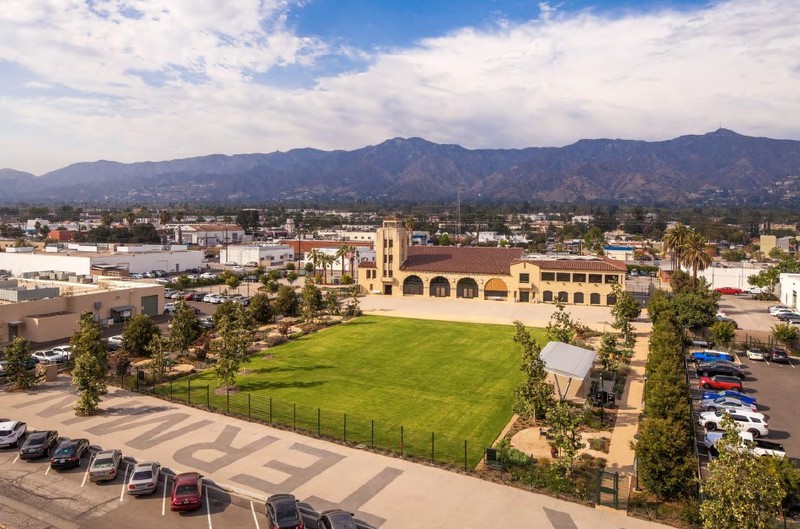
163;315;546;465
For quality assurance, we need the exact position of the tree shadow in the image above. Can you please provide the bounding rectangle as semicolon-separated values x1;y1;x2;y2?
243;380;328;391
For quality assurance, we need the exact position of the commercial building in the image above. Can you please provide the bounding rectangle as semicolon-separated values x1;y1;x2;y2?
179;224;247;246
219;244;295;267
0;278;163;346
0;245;203;277
358;218;626;305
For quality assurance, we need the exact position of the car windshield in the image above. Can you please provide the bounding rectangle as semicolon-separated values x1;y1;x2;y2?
276;503;300;523
55;446;75;455
176;484;198;495
26;435;45;446
328;512;357;529
133;470;153;480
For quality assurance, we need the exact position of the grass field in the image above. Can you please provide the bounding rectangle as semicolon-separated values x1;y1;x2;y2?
164;315;547;464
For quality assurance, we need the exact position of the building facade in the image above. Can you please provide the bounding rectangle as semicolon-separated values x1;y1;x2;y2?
358;218;626;305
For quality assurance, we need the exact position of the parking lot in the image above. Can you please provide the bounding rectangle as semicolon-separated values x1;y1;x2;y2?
0;439;261;529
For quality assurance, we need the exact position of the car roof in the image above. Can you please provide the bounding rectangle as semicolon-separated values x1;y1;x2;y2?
175;472;201;483
0;420;20;428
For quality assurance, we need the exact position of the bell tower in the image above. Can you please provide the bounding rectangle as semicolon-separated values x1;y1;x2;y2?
376;217;407;287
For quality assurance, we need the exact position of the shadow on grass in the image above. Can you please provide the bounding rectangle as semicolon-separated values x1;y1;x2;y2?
242;380;328;391
244;364;335;375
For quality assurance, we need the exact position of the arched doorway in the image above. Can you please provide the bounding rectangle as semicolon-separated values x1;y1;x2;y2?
430;276;451;297
484;278;508;300
590;293;600;305
574;292;584;304
542;290;553;302
457;278;478;299
403;275;423;295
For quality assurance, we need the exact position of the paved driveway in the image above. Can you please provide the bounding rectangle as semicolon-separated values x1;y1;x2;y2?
0;380;671;529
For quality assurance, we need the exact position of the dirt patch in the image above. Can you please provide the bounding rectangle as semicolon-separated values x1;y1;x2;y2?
212;386;240;396
262;354;274;361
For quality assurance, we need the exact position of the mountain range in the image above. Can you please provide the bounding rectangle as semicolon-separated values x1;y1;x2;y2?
2;129;799;206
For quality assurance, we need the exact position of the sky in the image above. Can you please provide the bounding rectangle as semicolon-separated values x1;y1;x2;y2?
1;0;798;175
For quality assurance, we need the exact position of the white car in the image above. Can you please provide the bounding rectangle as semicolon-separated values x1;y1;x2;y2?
127;461;162;495
0;420;27;448
107;335;124;348
164;303;177;314
704;431;786;458
199;272;216;280
746;349;768;361
698;409;769;438
155;278;169;285
51;345;72;360
699;396;758;413
32;349;64;364
232;266;245;273
744;286;766;294
770;307;794;316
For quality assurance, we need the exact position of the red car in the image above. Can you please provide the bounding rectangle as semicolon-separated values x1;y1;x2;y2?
171;472;203;511
698;375;743;391
715;287;743;295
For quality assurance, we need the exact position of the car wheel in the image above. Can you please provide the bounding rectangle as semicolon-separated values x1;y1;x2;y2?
748;429;760;438
703;383;711;389
707;406;716;411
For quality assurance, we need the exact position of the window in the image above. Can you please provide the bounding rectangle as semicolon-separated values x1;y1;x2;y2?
542;290;553;302
607;294;617;305
519;273;530;283
590;293;600;305
588;274;602;283
573;273;586;283
519;291;530;302
558;291;568;302
605;274;619;284
574;292;584;304
388;239;393;248
541;272;555;281
556;273;570;282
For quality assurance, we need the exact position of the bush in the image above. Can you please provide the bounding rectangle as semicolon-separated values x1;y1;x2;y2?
108;351;132;377
265;335;288;347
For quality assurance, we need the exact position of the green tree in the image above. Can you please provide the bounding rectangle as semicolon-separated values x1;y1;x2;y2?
512;321;555;421
274;285;299;317
611;284;641;346
70;312;109;415
248;293;274;324
768;246;786;261
634;416;696;501
301;280;324;322
545;401;585;472
646;289;672;325
700;415;784;529
545;302;576;344
772;323;799;351
145;334;170;383
225;274;241;290
583;226;606;254
669;269;694;296
439;233;451;246
3;337;35;390
325;290;341;315
121;314;160;357
213;304;250;389
597;333;620;372
169;299;201;356
710;320;736;351
672;290;718;332
662;222;692;270
286;271;298;285
681;231;713;287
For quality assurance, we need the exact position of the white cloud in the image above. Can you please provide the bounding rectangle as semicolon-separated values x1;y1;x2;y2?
0;0;798;174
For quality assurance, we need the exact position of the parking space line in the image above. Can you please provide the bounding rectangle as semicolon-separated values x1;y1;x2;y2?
45;464;51;476
119;463;129;502
81;453;95;488
250;501;260;529
205;487;213;529
162;476;168;516
12;454;19;464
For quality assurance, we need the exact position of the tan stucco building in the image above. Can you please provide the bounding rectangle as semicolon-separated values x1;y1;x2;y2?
357;218;626;306
0;278;163;346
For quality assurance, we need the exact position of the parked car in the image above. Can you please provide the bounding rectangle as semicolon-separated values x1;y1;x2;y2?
771;308;796;317
130;273;144;279
715;315;739;328
199;272;217;279
775;312;800;322
171;472;204;511
19;430;58;459
198;316;214;329
701;389;757;405
265;493;304;529
691;350;734;364
769;348;791;364
699;396;758;413
232;266;245;273
107;335;124;349
744;286;767;295
224;261;237;266
715;287;743;295
155;278;169;285
164;303;177;314
696;362;745;379
246;261;259;267
698;375;743;391
51;345;72;360
0;356;39;377
32;349;64;364
698;409;769;437
297;504;377;529
50;438;90;469
0;420;27;448
747;349;769;361
128;461;162;496
89;449;122;482
704;431;786;458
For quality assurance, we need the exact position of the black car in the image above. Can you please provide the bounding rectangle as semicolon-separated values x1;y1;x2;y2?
50;438;90;469
776;313;800;322
265;494;304;529
770;348;791;364
696;362;745;380
298;503;376;529
19;430;59;459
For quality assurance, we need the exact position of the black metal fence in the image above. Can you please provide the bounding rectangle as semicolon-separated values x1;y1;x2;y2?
116;375;485;471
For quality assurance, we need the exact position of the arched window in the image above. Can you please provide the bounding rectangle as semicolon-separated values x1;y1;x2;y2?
430;276;451;297
457;278;478;299
574;292;584;304
484;278;509;300
542;290;553;302
403;275;423;295
558;291;568;303
590;293;600;305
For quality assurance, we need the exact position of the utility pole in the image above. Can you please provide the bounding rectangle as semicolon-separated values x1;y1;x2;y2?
456;185;462;240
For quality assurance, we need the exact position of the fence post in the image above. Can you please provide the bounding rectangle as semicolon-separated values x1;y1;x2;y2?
206;386;210;409
318;408;321;437
614;472;619;509
371;420;374;449
400;426;404;457
188;379;191;405
464;440;467;472
431;432;435;462
269;397;273;424
293;403;296;431
344;413;347;443
248;393;251;420
226;387;230;414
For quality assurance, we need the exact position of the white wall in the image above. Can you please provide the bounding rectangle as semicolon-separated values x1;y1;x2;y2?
692;264;768;290
91;251;203;273
0;252;93;276
780;274;800;310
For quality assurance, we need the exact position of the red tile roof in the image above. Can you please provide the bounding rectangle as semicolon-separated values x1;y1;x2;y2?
401;246;524;275
286;239;374;253
515;257;627;271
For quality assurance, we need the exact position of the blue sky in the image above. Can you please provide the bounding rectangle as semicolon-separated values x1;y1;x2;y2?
0;0;798;175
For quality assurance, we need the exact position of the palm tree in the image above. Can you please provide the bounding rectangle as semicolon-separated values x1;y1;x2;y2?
321;254;335;284
336;244;350;279
126;212;136;227
348;247;360;283
159;210;171;226
680;231;712;287
662;223;691;271
307;249;323;278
